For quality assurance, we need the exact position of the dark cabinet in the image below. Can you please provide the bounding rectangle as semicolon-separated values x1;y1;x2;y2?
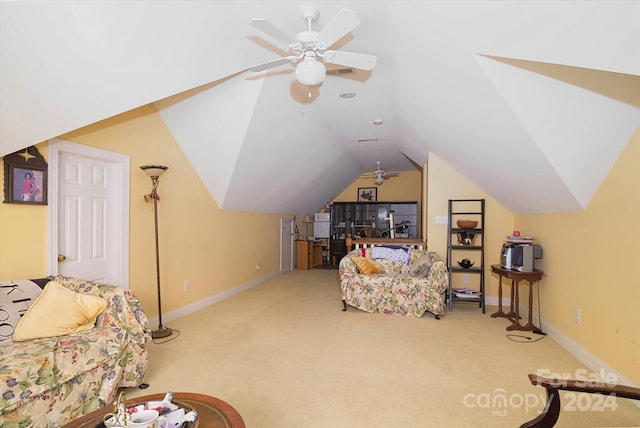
329;201;419;263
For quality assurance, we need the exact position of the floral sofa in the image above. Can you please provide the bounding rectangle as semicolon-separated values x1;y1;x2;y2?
0;275;151;427
339;246;449;318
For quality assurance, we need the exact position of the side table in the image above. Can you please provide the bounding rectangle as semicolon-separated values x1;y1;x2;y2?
490;264;544;332
64;392;245;428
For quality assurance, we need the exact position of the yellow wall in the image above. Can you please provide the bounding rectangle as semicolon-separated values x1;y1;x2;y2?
0;106;289;320
333;169;422;203
0;146;49;279
517;129;639;385
426;151;514;299
426;130;639;385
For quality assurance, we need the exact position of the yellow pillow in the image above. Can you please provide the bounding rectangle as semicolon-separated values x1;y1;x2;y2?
13;281;107;341
352;257;385;274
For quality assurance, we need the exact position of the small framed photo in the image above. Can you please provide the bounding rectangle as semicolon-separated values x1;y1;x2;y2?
357;187;377;202
3;147;48;205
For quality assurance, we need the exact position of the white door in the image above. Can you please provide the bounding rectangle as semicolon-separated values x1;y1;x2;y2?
48;139;130;286
281;218;294;272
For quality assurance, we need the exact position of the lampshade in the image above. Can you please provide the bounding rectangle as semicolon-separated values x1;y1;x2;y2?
303;215;313;223
140;165;168;178
295;53;326;86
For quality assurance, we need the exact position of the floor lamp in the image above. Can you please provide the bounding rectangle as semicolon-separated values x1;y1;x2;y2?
140;165;172;339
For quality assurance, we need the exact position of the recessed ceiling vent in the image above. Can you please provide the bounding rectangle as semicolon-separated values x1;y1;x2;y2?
357;138;378;143
330;68;354;75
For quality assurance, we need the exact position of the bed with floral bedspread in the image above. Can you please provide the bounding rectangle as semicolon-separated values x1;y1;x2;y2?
0;275;151;427
339;247;449;318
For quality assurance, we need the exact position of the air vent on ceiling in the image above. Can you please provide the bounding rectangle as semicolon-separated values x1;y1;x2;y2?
357;138;379;143
327;68;354;75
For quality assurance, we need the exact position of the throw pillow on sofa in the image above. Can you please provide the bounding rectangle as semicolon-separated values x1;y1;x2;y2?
13;281;107;341
0;279;45;343
409;253;432;277
372;245;411;265
352;257;386;274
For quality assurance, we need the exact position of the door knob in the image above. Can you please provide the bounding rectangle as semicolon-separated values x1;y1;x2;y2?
57;254;66;262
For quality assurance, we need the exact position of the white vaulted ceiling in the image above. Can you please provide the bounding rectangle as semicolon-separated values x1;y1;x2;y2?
1;1;638;215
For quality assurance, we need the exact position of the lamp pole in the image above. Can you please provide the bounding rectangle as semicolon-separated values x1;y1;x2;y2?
140;165;172;339
151;176;170;338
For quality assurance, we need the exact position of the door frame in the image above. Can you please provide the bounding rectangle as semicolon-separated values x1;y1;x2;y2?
280;218;294;272
47;139;130;287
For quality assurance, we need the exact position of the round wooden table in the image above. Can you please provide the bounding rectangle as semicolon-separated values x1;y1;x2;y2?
63;392;245;428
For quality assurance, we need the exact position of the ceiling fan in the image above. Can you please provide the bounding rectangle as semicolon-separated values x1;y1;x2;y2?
248;6;377;86
362;162;400;185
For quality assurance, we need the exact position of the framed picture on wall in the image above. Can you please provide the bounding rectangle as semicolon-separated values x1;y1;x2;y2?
357;187;377;202
3;147;48;205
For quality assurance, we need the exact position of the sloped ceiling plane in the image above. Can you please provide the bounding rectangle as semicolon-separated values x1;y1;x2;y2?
1;1;638;215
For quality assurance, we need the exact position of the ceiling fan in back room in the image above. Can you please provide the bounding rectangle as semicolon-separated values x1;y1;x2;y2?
361;162;400;185
248;6;377;86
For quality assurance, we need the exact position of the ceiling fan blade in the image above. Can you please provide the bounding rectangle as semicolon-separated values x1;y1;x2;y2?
323;50;376;71
248;56;298;72
317;8;360;48
250;18;296;46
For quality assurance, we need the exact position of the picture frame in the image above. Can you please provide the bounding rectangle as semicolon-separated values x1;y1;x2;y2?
357;187;377;202
3;146;48;205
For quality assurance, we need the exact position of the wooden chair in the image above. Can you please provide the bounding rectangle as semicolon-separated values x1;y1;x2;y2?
520;373;640;428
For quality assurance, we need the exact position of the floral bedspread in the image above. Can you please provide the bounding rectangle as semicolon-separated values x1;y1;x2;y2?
0;276;151;428
339;248;448;317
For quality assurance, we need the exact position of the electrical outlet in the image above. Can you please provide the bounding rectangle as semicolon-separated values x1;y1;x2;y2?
184;280;190;292
574;308;581;324
462;274;469;283
256;262;262;271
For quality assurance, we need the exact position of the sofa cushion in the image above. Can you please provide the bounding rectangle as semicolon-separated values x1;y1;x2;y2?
409;253;433;277
352;257;385;274
13;281;107;341
1;325;133;416
0;280;45;343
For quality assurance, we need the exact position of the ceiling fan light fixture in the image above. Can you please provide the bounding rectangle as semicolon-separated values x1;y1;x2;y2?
374;175;384;185
295;52;326;86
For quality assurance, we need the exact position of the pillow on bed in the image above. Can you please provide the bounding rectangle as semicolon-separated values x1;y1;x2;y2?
13;281;107;341
409;253;432;277
352;257;386;274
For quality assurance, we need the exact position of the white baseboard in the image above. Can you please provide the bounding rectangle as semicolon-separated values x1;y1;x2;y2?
518;304;640;408
484;296;510;308
148;270;282;327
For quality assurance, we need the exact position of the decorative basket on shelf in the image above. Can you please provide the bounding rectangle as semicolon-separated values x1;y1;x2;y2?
456;219;478;229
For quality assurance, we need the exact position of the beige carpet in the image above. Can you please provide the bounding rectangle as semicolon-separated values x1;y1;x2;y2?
125;270;640;427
